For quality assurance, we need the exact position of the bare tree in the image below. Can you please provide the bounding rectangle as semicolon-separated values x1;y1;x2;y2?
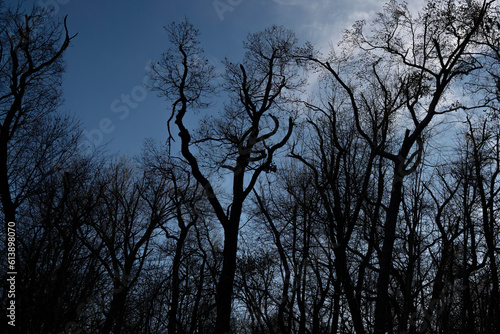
140;140;212;334
78;156;175;334
252;165;339;334
149;20;305;333
0;4;73;237
300;0;496;332
461;115;500;333
0;5;75;332
3;153;104;334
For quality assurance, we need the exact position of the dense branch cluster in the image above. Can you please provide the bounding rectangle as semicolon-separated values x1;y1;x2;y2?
1;1;500;333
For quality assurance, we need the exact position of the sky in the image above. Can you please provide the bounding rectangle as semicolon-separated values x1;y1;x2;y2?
12;0;425;157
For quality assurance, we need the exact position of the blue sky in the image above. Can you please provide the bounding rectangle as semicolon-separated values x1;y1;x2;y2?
12;0;423;156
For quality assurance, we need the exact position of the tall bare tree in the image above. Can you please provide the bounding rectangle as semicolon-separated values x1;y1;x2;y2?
0;4;73;239
301;0;496;332
0;5;75;332
149;20;306;333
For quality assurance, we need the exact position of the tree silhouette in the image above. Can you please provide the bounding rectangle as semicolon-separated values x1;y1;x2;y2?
0;5;75;333
149;20;306;333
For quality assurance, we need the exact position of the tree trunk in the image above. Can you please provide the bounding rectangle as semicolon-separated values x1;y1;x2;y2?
335;245;365;334
168;227;189;334
212;220;240;334
102;278;128;334
374;163;404;334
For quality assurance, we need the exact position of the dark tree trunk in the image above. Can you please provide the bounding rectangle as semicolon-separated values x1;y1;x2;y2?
168;227;189;334
213;221;239;334
374;163;404;334
101;287;127;334
189;258;206;334
475;165;500;333
335;245;365;334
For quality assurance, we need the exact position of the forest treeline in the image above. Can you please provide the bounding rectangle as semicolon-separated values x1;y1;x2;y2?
1;0;500;333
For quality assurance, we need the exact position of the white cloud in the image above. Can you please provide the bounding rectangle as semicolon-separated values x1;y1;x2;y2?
272;0;427;54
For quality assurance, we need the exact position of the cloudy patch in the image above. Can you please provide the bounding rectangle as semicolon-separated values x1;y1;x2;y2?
270;0;426;54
